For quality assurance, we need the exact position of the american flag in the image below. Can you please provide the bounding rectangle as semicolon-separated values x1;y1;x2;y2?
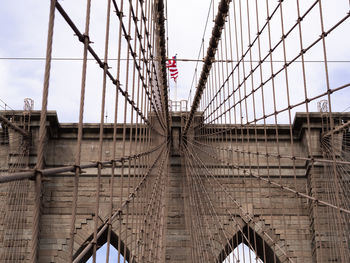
166;55;178;82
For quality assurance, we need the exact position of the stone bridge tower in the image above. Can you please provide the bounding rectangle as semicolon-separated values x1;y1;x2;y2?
0;0;350;262
0;111;349;262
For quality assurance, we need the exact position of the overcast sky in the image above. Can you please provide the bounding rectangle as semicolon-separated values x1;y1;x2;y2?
0;0;215;123
1;0;349;125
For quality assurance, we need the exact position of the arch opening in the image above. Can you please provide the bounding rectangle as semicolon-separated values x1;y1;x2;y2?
86;243;127;263
73;228;132;263
223;243;263;263
219;225;282;263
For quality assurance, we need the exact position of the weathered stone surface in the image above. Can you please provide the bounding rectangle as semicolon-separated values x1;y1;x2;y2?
0;111;349;262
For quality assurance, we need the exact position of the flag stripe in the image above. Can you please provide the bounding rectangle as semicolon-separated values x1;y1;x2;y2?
166;56;179;82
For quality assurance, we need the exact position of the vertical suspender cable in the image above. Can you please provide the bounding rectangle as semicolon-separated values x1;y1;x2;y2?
31;1;56;262
183;0;231;135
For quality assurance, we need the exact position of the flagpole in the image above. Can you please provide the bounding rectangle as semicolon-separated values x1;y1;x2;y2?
175;80;177;103
175;54;177;103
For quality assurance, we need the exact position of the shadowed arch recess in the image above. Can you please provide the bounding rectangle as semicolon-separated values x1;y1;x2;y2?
73;228;133;263
218;225;282;263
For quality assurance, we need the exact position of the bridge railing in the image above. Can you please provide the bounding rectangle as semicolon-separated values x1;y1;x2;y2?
168;100;188;112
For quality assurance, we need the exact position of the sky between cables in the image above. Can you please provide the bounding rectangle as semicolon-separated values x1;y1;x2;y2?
0;0;350;124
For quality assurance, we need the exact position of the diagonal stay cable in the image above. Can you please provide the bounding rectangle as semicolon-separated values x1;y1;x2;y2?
183;0;231;135
0;141;165;183
72;141;167;263
55;1;163;132
183;140;294;263
186;137;350;215
112;0;167;131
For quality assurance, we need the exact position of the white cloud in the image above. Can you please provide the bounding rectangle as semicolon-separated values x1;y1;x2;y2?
0;0;349;124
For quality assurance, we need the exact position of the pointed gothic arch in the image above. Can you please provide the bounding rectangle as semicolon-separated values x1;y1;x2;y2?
218;224;282;263
73;228;132;263
86;243;122;263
